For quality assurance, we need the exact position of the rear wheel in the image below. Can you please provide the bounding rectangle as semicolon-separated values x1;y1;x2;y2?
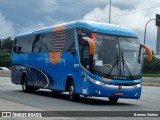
69;82;79;102
22;75;38;93
108;97;119;103
22;75;30;93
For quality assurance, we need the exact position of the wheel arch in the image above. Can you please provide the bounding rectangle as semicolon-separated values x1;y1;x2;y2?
65;75;75;92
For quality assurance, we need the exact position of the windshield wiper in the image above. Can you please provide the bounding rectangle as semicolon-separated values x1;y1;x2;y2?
121;51;133;79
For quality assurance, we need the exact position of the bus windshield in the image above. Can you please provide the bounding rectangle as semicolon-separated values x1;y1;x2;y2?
92;34;142;80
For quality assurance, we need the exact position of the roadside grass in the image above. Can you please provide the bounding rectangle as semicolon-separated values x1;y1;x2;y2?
143;74;160;77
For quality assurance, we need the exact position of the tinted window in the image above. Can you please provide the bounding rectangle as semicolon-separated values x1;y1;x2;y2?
64;29;75;52
16;36;35;54
32;35;41;53
23;36;35;53
41;33;53;52
78;38;90;69
51;31;65;52
41;31;66;52
14;30;73;54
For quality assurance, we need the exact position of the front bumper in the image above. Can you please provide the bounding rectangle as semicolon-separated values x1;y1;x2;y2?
86;80;142;99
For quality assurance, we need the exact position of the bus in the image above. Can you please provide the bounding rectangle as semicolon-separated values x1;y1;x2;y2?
11;21;152;102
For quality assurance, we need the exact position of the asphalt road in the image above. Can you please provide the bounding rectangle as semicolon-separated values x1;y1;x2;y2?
0;77;160;120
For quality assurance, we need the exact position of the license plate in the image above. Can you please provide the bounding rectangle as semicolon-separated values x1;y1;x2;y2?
115;92;124;96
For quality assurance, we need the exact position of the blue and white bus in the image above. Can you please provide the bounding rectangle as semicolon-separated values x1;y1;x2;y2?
12;21;152;102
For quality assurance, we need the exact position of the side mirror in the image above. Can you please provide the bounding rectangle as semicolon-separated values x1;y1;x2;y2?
140;44;152;61
82;37;95;55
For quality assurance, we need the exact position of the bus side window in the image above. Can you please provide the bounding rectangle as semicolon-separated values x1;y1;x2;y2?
41;33;53;52
32;35;41;53
16;38;24;54
17;46;22;53
64;30;76;56
78;36;90;69
82;42;90;69
51;31;65;52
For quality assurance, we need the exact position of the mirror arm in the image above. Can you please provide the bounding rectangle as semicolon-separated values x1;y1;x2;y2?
140;44;152;61
82;37;96;72
82;37;95;55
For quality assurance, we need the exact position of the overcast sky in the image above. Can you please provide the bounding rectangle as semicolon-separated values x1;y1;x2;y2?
0;0;159;52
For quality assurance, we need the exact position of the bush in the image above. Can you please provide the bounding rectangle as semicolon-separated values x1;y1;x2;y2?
143;56;160;74
0;49;12;67
0;37;13;67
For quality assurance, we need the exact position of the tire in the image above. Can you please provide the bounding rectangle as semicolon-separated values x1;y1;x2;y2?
69;82;79;102
22;75;30;93
22;75;38;93
108;97;119;103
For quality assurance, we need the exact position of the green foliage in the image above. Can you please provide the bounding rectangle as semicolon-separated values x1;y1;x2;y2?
143;74;160;77
0;37;13;53
143;56;160;74
0;37;13;67
0;49;11;67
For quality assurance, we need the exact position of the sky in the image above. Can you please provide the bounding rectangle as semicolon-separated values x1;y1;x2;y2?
0;0;159;53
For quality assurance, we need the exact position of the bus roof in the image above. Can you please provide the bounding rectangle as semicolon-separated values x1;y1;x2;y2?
15;21;137;38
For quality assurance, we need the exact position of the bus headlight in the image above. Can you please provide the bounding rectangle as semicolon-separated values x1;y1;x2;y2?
87;76;105;85
134;84;141;88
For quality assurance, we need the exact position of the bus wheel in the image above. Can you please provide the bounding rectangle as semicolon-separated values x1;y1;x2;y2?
22;75;31;93
69;83;79;102
108;97;119;103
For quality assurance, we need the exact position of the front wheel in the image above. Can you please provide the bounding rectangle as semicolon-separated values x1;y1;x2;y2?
108;97;119;103
69;82;79;102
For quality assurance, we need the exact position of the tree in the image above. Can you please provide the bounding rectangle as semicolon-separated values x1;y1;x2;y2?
0;37;13;67
0;49;11;67
1;37;13;53
143;56;160;74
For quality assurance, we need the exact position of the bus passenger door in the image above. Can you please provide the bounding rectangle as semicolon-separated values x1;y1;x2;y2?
72;50;84;94
76;38;90;94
